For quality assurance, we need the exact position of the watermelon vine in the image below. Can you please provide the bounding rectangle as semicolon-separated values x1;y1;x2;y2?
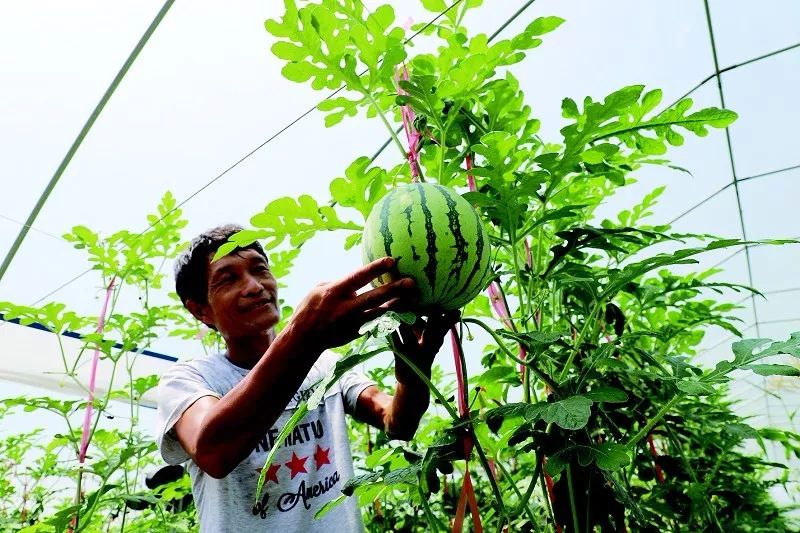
226;1;800;531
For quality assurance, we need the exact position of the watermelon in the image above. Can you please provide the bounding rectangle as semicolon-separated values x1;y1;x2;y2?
362;183;492;311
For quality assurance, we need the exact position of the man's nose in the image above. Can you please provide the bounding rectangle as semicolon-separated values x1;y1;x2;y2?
241;274;263;295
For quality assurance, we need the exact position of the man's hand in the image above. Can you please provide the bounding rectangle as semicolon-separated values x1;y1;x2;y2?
354;310;460;441
392;310;460;384
287;257;418;351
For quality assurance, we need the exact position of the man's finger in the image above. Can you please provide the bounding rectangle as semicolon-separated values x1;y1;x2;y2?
334;257;396;295
352;277;416;311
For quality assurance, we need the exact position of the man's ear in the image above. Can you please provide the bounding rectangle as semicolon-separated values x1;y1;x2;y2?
185;299;215;329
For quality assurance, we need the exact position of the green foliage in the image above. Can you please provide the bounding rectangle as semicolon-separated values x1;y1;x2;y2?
0;192;198;532
242;1;798;531
3;1;796;532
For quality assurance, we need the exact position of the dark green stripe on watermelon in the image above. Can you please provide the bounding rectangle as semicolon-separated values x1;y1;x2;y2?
457;197;488;305
379;189;395;258
416;184;439;297
433;184;468;302
402;204;421;261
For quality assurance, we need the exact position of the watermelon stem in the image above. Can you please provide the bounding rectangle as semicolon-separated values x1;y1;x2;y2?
364;91;410;169
565;465;581;533
390;345;460;422
462;317;563;396
493;450;542;530
558;303;604;382
509;226;529;331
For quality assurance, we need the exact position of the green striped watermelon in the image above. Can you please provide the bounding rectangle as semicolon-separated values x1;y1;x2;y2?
362;183;492;311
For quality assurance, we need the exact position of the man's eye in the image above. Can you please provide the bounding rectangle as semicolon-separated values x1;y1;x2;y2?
254;265;269;274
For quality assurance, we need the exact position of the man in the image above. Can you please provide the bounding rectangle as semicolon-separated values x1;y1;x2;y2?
156;225;456;532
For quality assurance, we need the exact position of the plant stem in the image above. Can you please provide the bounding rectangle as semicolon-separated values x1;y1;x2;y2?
540;469;557;530
494;451;540;529
419;485;446;532
73;466;83;531
450;325;508;525
509;226;529;330
392;350;460;421
462;318;561;394
469;427;508;525
365;92;409;165
626;394;683;449
558;304;602;382
523;361;532;403
565;465;581;533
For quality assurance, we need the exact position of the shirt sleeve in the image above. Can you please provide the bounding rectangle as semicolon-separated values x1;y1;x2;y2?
155;363;221;465
338;367;377;417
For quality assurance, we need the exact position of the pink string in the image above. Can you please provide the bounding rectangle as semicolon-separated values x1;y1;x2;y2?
450;327;482;533
450;330;468;417
466;153;477;192
396;66;422;181
78;276;116;463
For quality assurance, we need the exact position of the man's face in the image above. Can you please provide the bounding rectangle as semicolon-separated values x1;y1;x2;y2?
192;248;280;340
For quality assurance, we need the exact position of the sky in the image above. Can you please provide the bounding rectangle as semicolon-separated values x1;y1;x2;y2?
1;0;799;493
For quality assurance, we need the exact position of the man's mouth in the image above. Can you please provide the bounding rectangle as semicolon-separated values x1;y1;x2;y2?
240;297;275;313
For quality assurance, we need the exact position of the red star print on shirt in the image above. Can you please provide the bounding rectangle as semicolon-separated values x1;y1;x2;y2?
285;452;308;479
256;463;281;484
313;445;331;469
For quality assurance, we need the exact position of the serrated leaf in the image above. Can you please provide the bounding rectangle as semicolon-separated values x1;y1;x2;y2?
593;443;631;471
315;494;347;519
365;447;400;469
676;380;716;396
526;16;565;35
583;386;628;403
527;396;593;430
744;364;800;377
580;149;606;164
544;449;570;477
342;472;382;496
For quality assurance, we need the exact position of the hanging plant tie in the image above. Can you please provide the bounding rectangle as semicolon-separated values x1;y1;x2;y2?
78;276;117;463
395;65;422;181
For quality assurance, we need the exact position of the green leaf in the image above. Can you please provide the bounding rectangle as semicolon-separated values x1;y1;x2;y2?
365;447;400;469
526;16;565;36
485;402;529;425
580;149;606;164
744;364;800;377
676;380;716;396
329;157;394;219
527;396;593;430
315;494;347;519
583;386;628;403
238;195;361;252
592;443;631;471
724;423;760;440
421;0;447;12
359;311;403;337
712;332;800;377
640;89;662;115
342;472;382;496
544;449;570;477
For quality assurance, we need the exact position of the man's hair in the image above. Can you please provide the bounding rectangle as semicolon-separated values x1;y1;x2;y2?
174;224;268;306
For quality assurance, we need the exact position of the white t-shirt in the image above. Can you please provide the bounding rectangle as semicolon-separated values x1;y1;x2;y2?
155;350;375;533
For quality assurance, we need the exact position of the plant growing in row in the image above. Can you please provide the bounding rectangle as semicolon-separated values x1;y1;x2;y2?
216;0;800;530
0;194;198;532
